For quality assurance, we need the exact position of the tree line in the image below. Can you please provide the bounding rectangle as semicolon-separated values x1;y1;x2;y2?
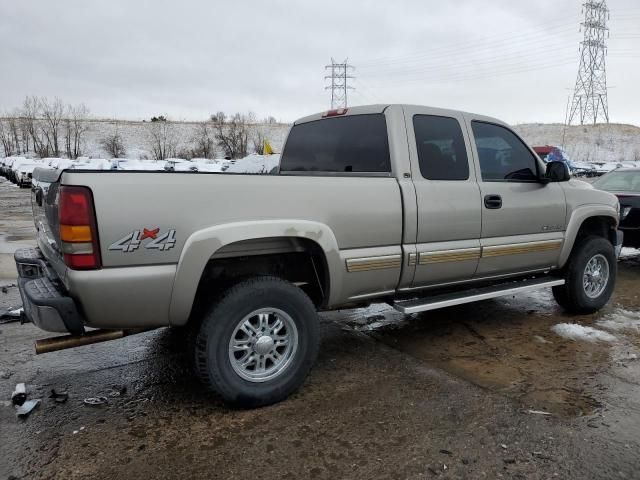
0;96;89;159
1;96;280;161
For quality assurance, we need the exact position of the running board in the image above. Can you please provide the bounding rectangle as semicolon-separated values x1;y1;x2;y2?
393;277;565;314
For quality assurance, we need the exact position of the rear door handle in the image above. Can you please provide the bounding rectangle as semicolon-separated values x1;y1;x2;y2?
484;194;502;209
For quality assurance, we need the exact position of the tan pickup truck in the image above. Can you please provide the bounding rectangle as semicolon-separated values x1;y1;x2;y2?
16;104;622;407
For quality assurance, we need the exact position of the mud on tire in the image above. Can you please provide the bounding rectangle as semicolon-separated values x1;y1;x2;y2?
553;235;616;314
193;276;320;408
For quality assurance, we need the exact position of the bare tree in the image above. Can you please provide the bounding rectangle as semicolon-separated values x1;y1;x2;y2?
252;129;266;155
211;111;226;125
146;119;179;160
100;124;126;158
7;116;20;154
215;113;249;159
64;103;90;159
191;122;215;159
40;97;65;157
0;118;14;157
23;96;48;157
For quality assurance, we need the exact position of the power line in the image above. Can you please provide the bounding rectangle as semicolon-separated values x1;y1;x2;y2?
324;58;355;109
568;1;610;125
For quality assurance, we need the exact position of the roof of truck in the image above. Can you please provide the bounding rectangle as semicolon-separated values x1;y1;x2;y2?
294;104;506;127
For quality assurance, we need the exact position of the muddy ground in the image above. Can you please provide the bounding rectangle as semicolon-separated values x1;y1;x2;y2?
1;176;640;479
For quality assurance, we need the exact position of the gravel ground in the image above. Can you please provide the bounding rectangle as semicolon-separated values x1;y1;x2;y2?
1;177;640;479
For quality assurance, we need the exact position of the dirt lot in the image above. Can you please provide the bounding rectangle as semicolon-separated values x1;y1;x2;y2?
1;177;640;479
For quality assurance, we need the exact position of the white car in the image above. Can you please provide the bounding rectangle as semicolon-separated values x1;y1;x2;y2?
112;159;166;171
14;163;41;188
10;158;43;184
45;158;76;170
2;157;21;179
68;158;113;171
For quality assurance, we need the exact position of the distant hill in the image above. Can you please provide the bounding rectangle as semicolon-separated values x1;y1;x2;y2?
514;123;640;163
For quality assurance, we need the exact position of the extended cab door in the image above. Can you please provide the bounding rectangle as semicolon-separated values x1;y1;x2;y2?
402;106;482;288
465;115;567;277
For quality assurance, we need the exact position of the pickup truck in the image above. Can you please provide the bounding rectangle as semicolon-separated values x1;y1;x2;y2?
16;104;622;407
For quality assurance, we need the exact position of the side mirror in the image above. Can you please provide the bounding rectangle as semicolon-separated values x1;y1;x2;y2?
544;161;571;183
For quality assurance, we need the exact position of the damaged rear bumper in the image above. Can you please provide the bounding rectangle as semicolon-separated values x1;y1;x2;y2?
14;248;85;335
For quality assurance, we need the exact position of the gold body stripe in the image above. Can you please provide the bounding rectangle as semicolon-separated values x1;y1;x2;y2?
346;255;402;273
346;240;562;273
481;240;562;258
419;248;481;265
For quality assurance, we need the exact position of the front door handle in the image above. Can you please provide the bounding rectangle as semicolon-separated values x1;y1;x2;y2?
484;194;502;209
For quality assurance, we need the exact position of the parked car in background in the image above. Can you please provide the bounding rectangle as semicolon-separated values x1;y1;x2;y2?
112;159;165;171
592;162;625;176
533;145;596;177
569;160;597;177
10;158;43;184
14;162;41;188
593;168;640;248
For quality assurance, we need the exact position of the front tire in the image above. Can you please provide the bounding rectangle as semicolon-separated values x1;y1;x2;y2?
553;236;616;314
193;276;320;408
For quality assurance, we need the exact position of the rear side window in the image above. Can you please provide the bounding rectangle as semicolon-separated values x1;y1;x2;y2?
413;115;469;180
280;114;391;173
471;121;539;182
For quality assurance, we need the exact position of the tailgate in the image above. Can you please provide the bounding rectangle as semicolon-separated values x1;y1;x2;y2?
31;167;67;278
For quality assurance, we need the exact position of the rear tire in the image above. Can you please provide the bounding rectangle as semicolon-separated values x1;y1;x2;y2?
193;276;320;408
552;236;616;314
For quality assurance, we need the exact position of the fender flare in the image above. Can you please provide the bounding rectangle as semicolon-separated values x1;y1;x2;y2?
168;220;342;325
559;204;619;267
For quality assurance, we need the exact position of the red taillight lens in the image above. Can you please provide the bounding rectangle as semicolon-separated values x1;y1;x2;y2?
58;186;101;270
59;188;92;225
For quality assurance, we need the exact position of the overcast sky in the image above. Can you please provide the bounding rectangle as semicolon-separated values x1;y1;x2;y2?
0;0;639;125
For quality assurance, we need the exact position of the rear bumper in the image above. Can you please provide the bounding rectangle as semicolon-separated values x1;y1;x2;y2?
14;248;85;334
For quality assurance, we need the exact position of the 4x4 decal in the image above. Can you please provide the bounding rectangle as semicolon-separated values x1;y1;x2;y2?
109;228;177;253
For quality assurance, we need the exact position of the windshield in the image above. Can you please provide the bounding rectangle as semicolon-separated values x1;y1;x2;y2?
593;171;640;192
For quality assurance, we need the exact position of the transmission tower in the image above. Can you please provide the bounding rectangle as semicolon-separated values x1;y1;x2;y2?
568;1;610;125
324;58;355;109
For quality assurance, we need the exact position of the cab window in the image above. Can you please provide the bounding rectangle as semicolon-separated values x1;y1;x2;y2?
413;115;469;181
280;114;391;173
471;121;539;182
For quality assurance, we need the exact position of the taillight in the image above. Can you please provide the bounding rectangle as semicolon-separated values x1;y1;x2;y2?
59;186;101;269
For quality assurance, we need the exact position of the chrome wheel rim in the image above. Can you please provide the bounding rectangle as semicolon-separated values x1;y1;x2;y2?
583;254;610;299
228;308;298;383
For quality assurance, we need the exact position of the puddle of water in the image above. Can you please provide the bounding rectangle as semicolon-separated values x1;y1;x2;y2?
0;234;35;254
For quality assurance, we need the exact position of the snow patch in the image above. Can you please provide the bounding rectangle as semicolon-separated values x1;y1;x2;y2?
596;309;640;333
551;323;617;343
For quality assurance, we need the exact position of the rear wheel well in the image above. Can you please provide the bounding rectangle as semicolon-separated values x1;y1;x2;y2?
190;237;329;322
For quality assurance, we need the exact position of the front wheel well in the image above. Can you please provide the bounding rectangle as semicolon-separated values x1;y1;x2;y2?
575;216;617;246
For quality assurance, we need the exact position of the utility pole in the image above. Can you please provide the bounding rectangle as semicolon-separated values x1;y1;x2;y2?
324;58;355;109
568;1;610;125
